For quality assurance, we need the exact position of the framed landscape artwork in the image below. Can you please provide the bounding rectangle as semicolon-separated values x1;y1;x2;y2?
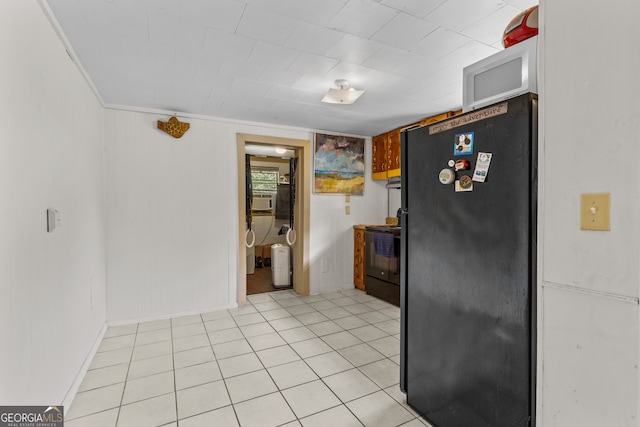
314;133;365;195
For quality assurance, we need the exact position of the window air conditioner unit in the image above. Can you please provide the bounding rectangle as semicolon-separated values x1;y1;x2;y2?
252;194;273;213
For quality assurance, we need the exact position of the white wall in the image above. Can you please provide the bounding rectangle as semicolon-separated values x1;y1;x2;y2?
539;0;640;424
310;160;388;294
0;1;106;405
105;109;387;321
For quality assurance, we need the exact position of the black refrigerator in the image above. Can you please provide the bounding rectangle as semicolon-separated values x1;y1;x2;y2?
399;93;537;427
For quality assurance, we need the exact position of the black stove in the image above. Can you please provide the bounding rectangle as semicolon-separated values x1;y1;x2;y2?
365;225;401;234
363;226;401;306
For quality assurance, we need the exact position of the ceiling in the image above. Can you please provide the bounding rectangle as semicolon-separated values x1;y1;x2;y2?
44;0;537;137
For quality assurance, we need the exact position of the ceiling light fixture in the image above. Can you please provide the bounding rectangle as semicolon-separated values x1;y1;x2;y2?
275;148;286;154
321;79;364;105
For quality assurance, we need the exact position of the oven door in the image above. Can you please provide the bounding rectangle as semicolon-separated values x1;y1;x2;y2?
364;230;400;285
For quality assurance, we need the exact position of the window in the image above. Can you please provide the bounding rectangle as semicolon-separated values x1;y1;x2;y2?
251;167;278;193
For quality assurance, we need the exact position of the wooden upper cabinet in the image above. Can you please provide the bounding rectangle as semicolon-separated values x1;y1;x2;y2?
372;133;388;180
418;111;455;127
371;110;457;181
386;129;401;178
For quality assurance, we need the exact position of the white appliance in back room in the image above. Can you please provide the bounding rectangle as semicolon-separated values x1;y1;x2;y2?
271;244;290;287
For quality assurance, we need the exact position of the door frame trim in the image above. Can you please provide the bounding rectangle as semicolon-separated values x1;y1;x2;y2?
236;133;311;305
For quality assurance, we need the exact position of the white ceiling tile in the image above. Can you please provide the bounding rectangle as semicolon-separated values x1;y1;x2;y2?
201;99;225;116
410;27;470;58
285;25;346;56
411;69;461;100
244;0;350;27
101;83;156;107
79;1;149;39
328;0;399;38
287;53;339;76
180;0;245;33
231;79;274;97
503;0;539;11
190;52;225;83
219;93;278;112
154;86;211;113
462;4;523;45
149;60;200;87
425;0;508;32
257;67;304;87
208;86;235;102
65;26;126;58
47;0;87;32
235;5;301;46
270;99;312;114
114;0;181;16
362;47;421;74
325;35;384;65
123;37;176;65
193;70;233;92
218;59;265;80
429;89;463;110
394;56;445;80
148;13;207;48
380;0;446;18
264;85;319;105
371;13;438;50
202;28;256;62
437;40;500;70
47;0;537;136
248;42;301;70
358;69;404;91
292;74;333;93
173;48;212;80
382;77;431;95
322;62;376;88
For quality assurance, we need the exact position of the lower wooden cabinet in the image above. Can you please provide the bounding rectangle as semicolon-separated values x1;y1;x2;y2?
353;225;366;290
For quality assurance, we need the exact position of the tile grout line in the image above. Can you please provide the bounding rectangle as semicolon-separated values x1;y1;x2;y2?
205;305;242;426
78;290;404;427
270;291;384;426
170;317;178;426
233;298;302;425
115;322;139;427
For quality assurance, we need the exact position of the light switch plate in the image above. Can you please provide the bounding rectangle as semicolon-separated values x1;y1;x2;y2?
345;206;350;215
580;193;610;231
47;208;61;232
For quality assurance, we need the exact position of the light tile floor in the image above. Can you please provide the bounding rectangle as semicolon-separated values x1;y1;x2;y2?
66;289;431;427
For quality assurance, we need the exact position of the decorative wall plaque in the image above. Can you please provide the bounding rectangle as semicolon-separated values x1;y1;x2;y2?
157;116;190;138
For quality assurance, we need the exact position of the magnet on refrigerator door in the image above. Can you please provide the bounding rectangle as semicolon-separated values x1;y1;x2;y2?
472;152;493;183
454;132;474;156
455;175;473;192
454;160;470;171
439;168;456;185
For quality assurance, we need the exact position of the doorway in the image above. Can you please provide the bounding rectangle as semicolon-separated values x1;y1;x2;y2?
246;154;293;295
236;134;311;306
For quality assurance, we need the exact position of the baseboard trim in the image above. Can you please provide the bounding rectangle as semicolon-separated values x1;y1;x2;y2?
106;303;240;327
61;322;107;408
